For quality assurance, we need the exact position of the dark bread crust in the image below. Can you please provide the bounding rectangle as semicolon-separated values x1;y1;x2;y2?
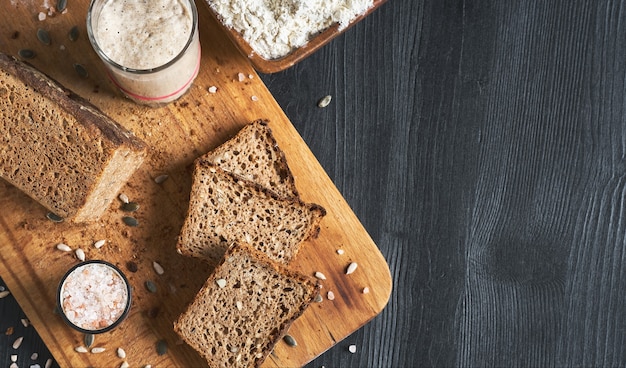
0;53;145;148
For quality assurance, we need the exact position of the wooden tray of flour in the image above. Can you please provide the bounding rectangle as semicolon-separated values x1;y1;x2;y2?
0;1;391;367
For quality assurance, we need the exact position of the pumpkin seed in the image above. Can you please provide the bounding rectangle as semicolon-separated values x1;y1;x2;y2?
122;202;139;212
118;193;129;204
317;95;332;108
283;334;297;347
152;261;164;275
68;25;79;41
93;239;106;249
122;216;138;227
156;339;167;355
56;0;67;12
12;337;23;349
75;248;85;261
18;49;36;59
91;347;106;354
74;346;88;354
46;212;64;222
117;347;126;359
74;63;88;78
314;271;326;280
0;290;10;299
37;28;51;45
145;280;157;293
83;333;94;348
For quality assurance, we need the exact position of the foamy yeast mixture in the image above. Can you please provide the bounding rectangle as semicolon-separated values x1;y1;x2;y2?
95;0;192;70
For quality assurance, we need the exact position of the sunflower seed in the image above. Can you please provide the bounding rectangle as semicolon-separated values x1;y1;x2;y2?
75;248;85;261
156;340;167;355
327;291;335;301
83;333;94;348
12;336;23;349
46;212;64;222
122;202;139;212
122;216;138;227
117;347;126;359
154;174;168;184
93;239;106;249
314;271;326;280
0;290;11;298
152;261;164;275
56;0;67;12
118;193;129;204
18;49;36;59
56;243;71;252
74;63;88;78
317;95;332;108
67;26;79;42
91;347;106;354
283;334;297;347
145;280;157;293
348;344;357;353
346;262;358;275
37;28;51;45
215;278;226;288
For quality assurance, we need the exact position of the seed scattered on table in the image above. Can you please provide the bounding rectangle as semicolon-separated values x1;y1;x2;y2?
122;202;139;212
20;319;29;327
37;28;51;45
74;63;89;78
145;280;157;293
18;49;36;59
0;290;11;299
336;249;345;255
84;333;94;348
362;286;370;294
283;334;297;347
216;278;227;288
10;354;17;362
154;174;169;184
208;86;217;93
45;358;52;368
348;344;357;353
327;291;335;300
56;243;71;252
122;216;138;227
346;262;358;275
126;261;138;273
93;239;106;249
237;72;245;82
12;336;24;349
314;294;323;303
318;95;332;108
156;339;168;355
117;347;126;359
30;352;38;360
46;212;64;222
120;361;129;368
314;271;326;280
56;0;67;12
251;95;259;101
75;248;85;261
152;261;164;275
68;25;79;41
118;193;129;204
91;347;106;354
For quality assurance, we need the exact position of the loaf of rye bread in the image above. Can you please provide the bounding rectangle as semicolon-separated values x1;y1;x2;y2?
176;161;326;266
174;242;320;368
0;53;146;222
200;119;299;199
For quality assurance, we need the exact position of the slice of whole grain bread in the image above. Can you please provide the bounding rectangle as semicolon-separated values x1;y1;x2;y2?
174;242;320;368
201;119;299;199
0;52;146;222
176;161;325;266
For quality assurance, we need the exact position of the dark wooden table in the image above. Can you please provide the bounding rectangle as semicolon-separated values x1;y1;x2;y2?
5;0;626;366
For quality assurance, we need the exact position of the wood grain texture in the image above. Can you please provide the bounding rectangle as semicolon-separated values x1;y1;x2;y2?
0;0;391;367
7;0;626;367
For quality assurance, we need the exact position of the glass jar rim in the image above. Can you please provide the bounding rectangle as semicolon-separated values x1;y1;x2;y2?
86;0;199;74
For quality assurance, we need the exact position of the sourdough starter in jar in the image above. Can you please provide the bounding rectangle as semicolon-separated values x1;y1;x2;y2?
87;0;200;105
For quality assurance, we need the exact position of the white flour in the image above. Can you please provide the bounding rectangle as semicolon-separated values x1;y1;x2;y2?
208;0;374;60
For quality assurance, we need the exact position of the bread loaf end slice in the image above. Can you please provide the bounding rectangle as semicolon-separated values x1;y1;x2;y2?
201;119;299;199
0;53;146;222
176;162;325;266
174;242;320;368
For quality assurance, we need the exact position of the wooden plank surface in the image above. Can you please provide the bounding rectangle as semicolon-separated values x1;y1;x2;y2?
0;1;392;367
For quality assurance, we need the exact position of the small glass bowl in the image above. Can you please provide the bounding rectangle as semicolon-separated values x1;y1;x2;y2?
57;260;132;334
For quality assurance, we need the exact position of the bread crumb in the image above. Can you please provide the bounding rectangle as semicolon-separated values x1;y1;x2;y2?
362;287;370;294
208;86;217;93
348;344;357;353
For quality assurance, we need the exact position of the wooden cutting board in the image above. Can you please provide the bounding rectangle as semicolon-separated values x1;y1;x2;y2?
0;1;392;367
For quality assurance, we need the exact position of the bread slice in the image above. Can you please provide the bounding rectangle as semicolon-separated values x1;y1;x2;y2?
176;161;325;265
0;53;146;222
201;120;299;199
174;242;320;368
